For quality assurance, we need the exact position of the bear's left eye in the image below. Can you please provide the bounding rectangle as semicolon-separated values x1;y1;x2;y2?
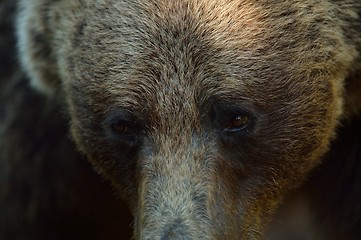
211;105;255;137
223;114;251;132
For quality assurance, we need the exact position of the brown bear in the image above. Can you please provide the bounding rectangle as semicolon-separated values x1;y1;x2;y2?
1;0;361;239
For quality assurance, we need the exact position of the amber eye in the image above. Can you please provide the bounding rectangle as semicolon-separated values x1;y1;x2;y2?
224;115;251;132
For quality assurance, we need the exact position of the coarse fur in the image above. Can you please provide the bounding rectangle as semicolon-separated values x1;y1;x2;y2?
1;0;361;239
0;1;133;239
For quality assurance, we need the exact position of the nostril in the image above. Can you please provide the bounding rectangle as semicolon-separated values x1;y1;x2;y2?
160;222;192;240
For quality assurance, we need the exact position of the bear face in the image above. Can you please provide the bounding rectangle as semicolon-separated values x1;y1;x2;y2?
17;0;360;239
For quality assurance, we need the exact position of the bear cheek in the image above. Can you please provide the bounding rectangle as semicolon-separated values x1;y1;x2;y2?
66;114;139;206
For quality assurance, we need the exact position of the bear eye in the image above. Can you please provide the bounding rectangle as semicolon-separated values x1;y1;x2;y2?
223;115;251;132
104;111;143;146
112;120;133;135
211;104;255;136
110;119;140;138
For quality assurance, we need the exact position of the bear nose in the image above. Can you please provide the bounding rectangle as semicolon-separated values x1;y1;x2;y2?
160;222;192;240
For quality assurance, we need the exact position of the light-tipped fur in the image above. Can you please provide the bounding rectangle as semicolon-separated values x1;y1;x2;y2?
15;0;361;239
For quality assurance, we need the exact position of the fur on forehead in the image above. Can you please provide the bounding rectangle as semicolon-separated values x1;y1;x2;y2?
17;0;357;103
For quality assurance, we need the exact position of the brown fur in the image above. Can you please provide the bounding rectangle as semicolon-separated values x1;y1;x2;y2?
1;0;360;239
0;2;132;239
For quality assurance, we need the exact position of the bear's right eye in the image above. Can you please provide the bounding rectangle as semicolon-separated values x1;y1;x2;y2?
104;112;143;147
112;120;135;136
